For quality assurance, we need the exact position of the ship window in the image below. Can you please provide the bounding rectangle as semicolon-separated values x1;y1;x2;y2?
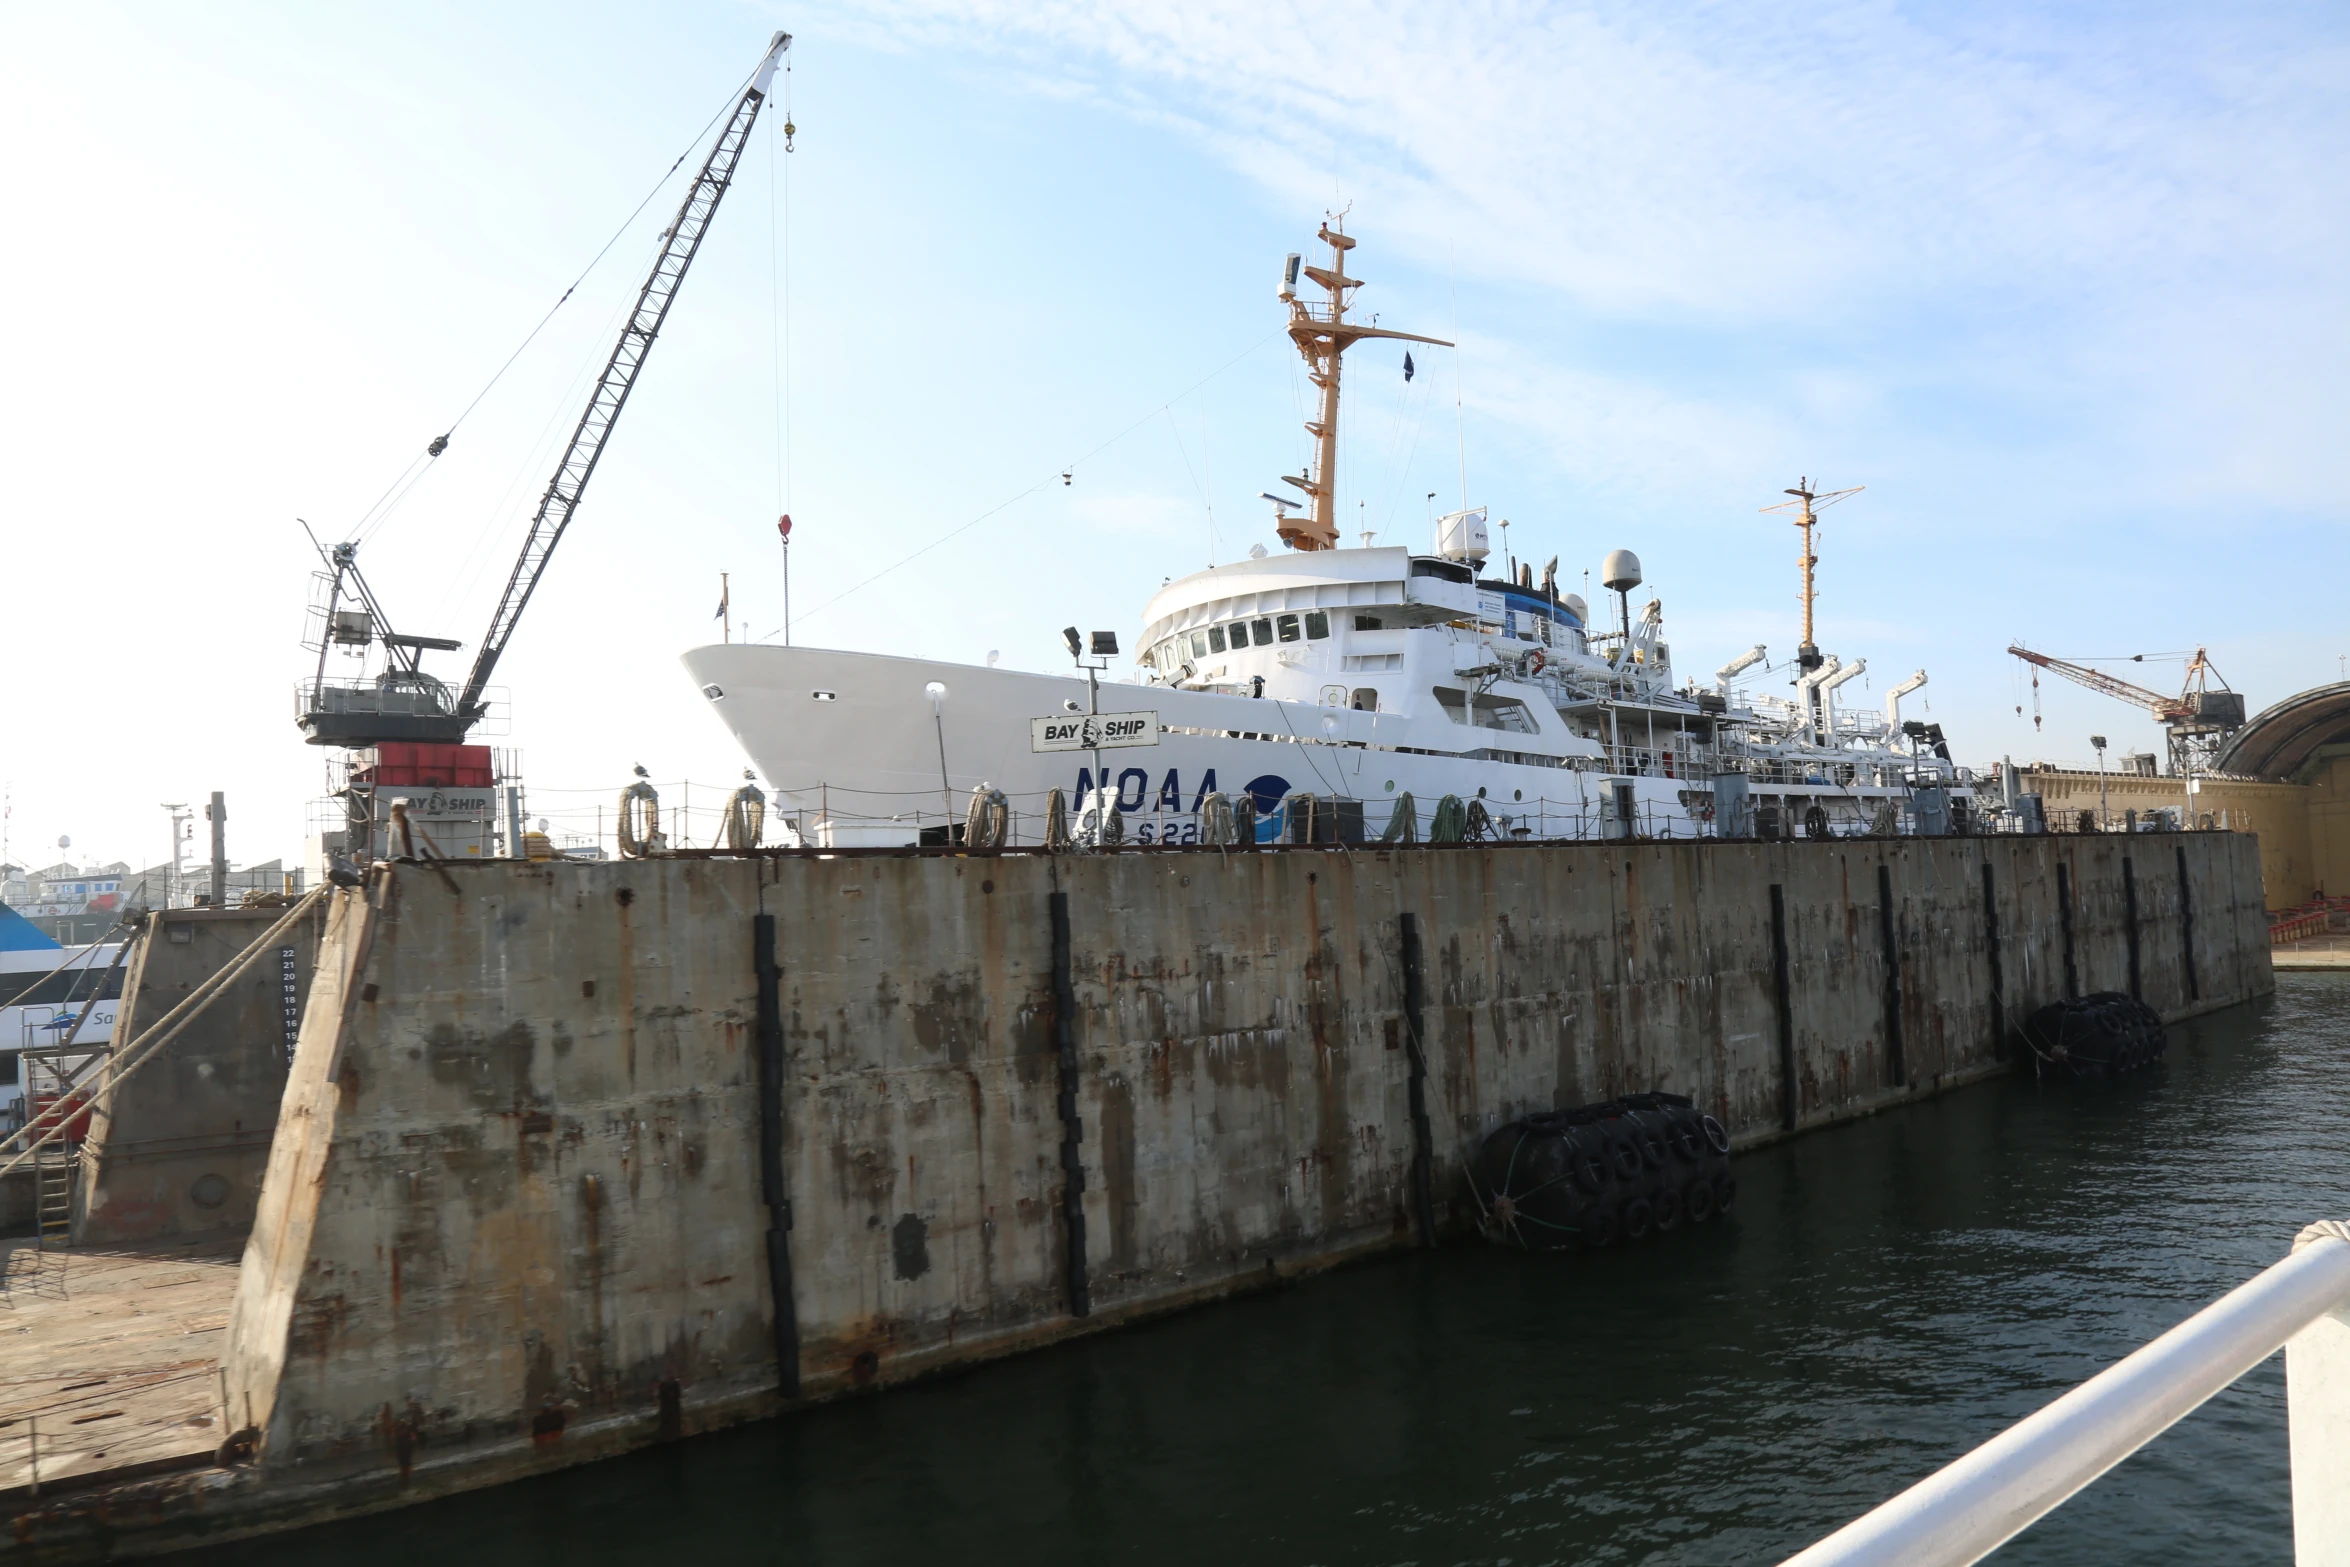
1208;625;1227;653
1352;688;1379;711
1251;618;1274;645
1304;611;1329;640
1276;614;1301;643
1433;686;1538;733
1355;615;1384;631
1190;632;1208;658
1226;622;1249;648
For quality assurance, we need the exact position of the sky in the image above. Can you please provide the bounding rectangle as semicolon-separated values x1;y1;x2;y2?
3;0;2344;872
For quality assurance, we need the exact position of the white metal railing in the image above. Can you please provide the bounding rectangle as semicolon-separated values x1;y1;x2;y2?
1780;1222;2350;1567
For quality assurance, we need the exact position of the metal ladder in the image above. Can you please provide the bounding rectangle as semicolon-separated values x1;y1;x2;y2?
32;1138;74;1250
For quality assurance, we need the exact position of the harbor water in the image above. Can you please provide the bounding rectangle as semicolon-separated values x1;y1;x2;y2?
202;974;2347;1566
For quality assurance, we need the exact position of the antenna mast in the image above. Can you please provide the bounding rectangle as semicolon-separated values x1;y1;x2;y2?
1761;478;1863;671
1274;219;1450;552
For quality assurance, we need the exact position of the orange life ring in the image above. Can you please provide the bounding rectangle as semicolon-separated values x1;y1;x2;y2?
1528;649;1546;675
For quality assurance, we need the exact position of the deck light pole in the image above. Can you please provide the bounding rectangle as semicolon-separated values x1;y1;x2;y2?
925;682;952;834
1064;627;1120;843
2091;735;2109;830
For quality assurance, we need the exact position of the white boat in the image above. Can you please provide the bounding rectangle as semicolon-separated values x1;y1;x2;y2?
682;220;1967;848
0;906;118;1133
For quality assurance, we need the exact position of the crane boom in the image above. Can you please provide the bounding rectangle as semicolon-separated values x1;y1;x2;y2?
453;31;790;724
2006;644;2184;721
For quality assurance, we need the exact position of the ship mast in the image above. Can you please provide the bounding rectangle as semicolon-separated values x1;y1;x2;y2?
1762;477;1862;671
1276;219;1451;552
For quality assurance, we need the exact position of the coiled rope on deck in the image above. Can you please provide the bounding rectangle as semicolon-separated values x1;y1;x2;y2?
722;780;767;850
963;786;1010;849
617;781;667;858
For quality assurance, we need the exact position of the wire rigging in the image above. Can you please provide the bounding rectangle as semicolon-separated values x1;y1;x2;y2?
784;56;803;521
350;58;772;549
760;328;1281;637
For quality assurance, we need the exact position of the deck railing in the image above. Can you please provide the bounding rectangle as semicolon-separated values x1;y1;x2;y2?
1778;1223;2350;1566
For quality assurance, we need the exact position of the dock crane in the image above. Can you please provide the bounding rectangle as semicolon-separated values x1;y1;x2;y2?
2005;644;2246;775
299;30;791;748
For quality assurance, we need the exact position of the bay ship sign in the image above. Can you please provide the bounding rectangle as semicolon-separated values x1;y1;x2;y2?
1032;712;1160;752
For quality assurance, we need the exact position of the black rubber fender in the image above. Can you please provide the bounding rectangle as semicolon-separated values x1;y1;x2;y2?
1624;1113;1669;1169
1565;1132;1609;1196
1701;1114;1732;1155
1685;1176;1717;1223
1651;1185;1684;1232
1621;1196;1655;1241
1664;1112;1706;1163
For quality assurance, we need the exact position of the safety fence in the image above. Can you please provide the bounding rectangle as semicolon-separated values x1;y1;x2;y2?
2271;897;2350;946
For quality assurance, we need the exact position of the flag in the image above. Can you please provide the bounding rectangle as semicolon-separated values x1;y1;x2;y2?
1403;351;1415;382
715;577;729;621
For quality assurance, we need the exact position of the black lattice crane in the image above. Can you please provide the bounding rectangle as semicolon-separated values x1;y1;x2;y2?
299;31;792;747
2007;644;2246;775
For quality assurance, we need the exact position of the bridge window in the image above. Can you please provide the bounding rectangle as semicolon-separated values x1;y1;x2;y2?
1251;617;1274;645
1190;631;1208;658
1355;615;1384;631
1276;614;1301;643
1208;625;1227;652
1226;622;1249;648
1304;611;1329;639
1434;686;1540;734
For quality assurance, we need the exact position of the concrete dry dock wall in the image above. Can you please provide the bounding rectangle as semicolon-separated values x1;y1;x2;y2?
194;832;2264;1532
75;904;324;1246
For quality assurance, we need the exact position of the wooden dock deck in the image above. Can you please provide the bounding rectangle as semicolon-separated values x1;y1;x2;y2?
0;1235;241;1502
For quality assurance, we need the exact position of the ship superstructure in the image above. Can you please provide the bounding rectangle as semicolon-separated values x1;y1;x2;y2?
684;220;1966;846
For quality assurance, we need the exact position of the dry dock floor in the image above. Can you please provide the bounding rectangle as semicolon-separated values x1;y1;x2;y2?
2274;934;2350;971
0;1236;239;1500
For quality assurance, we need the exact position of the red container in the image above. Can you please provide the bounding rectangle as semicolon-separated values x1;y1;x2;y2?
31;1092;94;1144
360;744;493;788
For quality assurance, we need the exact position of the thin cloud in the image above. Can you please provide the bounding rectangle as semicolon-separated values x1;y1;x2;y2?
841;1;2350;510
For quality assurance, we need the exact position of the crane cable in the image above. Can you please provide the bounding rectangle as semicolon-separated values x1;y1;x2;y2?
351;57;775;549
758;327;1283;639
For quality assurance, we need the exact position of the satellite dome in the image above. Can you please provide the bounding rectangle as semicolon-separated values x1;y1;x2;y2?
1601;550;1642;593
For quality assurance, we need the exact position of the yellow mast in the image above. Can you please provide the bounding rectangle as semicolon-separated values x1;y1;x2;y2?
1278;219;1451;552
1761;477;1862;668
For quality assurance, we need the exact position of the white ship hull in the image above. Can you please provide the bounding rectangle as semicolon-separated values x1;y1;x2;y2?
680;643;1922;846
